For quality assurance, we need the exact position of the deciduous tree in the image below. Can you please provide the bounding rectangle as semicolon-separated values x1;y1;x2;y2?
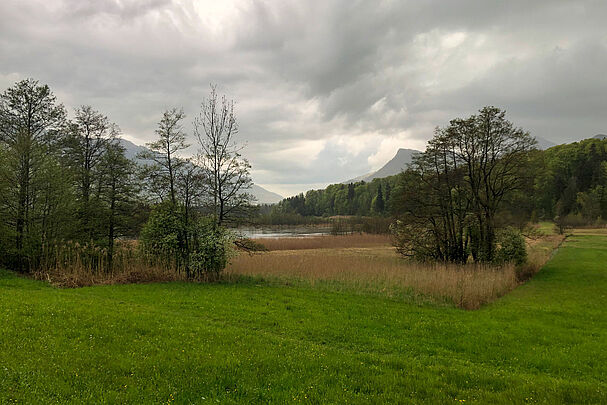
194;85;253;225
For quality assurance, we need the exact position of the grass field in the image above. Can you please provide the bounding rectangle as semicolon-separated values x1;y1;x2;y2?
1;233;606;403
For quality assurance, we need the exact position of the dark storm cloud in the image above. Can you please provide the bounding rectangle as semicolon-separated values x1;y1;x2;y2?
1;0;606;195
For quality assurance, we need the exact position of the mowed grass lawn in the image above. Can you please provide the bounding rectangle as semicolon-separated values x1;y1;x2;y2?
1;234;606;404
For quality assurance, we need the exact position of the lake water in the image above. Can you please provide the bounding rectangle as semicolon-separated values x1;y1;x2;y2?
235;226;331;239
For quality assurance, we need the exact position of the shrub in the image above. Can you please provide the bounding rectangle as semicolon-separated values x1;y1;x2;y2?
188;218;235;279
494;227;527;266
140;203;236;279
139;201;183;260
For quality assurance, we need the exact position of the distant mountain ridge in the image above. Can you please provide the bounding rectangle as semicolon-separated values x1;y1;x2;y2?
534;136;556;150
343;136;557;185
248;185;283;205
344;148;420;183
116;138;283;204
117;138;148;161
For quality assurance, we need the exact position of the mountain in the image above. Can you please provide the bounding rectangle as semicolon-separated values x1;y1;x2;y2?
344;135;558;185
534;136;556;150
116;138;283;205
344;148;420;183
249;184;283;204
117;138;148;161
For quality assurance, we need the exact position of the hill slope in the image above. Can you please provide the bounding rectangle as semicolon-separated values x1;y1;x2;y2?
534;136;556;150
248;184;283;204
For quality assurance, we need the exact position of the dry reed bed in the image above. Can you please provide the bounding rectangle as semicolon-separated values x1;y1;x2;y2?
228;234;565;309
256;233;391;251
227;250;517;309
33;240;188;287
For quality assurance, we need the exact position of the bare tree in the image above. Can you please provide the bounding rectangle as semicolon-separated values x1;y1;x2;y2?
194;85;253;225
138;108;189;205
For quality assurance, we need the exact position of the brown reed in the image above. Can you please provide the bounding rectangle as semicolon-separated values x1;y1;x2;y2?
227;234;565;309
256;233;391;251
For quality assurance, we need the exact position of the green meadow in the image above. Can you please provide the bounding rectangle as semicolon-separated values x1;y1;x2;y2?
1;234;606;404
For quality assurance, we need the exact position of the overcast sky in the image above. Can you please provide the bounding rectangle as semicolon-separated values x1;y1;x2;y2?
1;0;606;197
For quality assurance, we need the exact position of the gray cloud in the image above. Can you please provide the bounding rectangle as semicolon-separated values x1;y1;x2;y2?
1;0;606;196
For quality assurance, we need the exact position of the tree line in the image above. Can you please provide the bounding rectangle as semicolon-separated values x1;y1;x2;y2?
272;177;396;218
0;79;253;276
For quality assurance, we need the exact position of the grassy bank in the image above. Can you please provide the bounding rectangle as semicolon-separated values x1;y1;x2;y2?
1;233;606;403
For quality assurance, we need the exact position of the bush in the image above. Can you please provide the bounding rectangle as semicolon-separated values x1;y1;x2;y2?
188;218;235;279
139;201;183;260
494;227;527;266
140;203;235;279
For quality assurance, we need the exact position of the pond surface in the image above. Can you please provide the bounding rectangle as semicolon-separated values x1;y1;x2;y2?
235;226;331;239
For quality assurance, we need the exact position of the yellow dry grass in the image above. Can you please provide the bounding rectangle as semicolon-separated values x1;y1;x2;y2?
227;233;564;310
227;250;516;309
257;233;391;250
33;240;188;287
35;231;565;308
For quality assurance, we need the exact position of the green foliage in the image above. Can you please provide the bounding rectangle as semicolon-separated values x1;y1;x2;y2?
494;227;527;266
0;79;68;271
534;138;607;220
140;202;183;259
273;176;397;218
392;107;536;263
576;186;603;221
330;216;392;235
188;218;235;279
140;203;235;278
372;184;385;213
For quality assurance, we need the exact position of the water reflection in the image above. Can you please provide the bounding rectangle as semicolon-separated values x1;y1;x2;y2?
235;226;331;239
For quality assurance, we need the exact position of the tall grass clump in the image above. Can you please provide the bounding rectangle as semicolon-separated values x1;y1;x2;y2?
34;209;239;287
34;239;183;287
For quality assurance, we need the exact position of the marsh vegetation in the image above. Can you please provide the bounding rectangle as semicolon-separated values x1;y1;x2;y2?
227;230;563;309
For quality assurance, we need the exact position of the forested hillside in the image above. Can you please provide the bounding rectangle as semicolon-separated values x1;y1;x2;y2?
274;176;398;217
532;138;607;221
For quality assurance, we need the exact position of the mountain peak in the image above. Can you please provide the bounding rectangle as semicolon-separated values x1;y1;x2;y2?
344;148;420;183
